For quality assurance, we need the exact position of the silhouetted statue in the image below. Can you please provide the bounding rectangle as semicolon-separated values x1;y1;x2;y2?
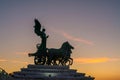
28;19;74;65
47;41;74;65
34;19;49;54
39;28;49;53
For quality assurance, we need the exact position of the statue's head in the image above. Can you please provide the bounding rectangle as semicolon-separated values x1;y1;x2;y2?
42;28;46;32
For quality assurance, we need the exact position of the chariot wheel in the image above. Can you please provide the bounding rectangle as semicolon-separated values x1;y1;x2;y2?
34;56;46;65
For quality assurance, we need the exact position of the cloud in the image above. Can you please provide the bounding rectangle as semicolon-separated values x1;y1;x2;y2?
15;52;28;55
11;60;28;64
62;32;94;45
50;28;94;45
74;57;120;64
0;59;7;62
0;58;28;64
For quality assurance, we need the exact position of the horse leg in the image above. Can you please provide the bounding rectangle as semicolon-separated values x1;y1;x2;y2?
46;56;52;65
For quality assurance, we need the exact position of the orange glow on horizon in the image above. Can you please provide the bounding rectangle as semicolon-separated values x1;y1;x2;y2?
74;57;120;64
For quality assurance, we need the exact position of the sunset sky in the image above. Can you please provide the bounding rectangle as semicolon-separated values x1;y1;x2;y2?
0;0;120;80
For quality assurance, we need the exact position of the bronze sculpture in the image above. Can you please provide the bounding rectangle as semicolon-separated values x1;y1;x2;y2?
34;19;49;55
28;19;74;65
47;41;74;65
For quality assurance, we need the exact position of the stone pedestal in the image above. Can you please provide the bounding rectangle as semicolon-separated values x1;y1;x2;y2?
13;64;94;80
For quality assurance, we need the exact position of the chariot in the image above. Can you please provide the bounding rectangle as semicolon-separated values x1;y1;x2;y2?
28;41;74;66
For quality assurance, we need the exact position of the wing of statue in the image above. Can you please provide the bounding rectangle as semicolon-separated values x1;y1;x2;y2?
34;19;41;36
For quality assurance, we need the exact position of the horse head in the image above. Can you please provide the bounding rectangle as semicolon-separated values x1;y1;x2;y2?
63;41;74;50
61;41;74;55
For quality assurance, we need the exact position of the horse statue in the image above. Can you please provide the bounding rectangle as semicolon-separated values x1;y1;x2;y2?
46;41;74;65
29;41;74;65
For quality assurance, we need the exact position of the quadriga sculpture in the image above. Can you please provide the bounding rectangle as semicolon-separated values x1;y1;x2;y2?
29;41;74;65
28;19;74;66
